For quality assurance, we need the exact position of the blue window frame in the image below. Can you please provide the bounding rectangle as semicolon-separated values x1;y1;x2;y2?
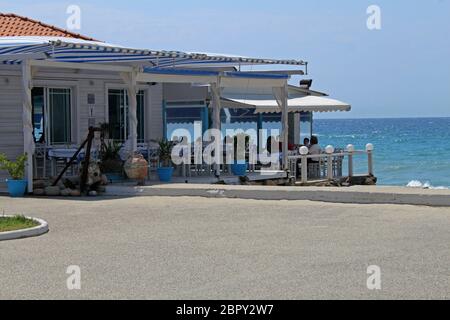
164;101;208;142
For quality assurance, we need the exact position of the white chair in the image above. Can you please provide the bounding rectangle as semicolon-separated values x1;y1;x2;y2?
33;144;47;179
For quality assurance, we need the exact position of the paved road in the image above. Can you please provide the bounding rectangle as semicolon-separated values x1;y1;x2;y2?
1;196;450;299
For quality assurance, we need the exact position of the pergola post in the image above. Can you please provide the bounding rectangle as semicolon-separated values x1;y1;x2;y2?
273;82;289;170
210;81;222;176
22;59;35;193
121;69;139;153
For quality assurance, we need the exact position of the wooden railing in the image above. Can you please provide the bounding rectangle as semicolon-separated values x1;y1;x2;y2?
288;144;374;183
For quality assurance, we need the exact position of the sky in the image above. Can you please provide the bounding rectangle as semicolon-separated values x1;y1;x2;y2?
1;0;449;119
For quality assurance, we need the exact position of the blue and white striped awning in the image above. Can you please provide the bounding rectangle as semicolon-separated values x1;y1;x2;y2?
0;37;306;68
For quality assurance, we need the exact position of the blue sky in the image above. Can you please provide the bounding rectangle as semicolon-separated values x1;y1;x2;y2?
1;0;449;118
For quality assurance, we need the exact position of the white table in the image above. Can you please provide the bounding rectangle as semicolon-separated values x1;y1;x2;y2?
48;148;85;177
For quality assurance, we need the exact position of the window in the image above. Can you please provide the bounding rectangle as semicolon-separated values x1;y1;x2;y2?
32;88;45;143
31;87;72;145
261;112;313;146
261;113;282;148
108;89;145;143
48;88;71;144
221;108;258;143
165;101;207;142
300;112;313;142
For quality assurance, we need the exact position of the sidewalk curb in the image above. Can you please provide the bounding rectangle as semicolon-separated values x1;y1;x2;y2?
0;216;49;241
106;185;450;207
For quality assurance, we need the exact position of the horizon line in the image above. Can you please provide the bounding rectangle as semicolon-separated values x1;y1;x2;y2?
315;116;450;120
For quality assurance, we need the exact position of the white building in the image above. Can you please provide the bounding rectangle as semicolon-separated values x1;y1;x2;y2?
0;13;350;192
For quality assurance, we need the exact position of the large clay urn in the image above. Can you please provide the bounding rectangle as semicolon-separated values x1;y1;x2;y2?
124;153;148;180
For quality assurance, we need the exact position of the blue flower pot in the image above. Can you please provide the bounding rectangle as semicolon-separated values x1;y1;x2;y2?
231;162;248;176
6;179;27;197
157;167;174;182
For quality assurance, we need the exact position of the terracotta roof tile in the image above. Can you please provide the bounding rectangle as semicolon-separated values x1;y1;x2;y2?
0;13;97;41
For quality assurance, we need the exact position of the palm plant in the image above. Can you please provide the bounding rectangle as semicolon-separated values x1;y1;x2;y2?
153;139;176;167
0;153;27;180
99;141;123;173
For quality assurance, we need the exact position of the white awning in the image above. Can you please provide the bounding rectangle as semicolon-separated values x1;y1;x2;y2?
221;95;351;113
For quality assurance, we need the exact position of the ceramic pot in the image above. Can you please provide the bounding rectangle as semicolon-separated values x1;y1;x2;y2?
124;153;148;180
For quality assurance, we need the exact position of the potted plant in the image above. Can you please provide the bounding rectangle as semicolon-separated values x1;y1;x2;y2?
0;153;28;197
154;139;176;182
99;140;124;182
231;134;250;176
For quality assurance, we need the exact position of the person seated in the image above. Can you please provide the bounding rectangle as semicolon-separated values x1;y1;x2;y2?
303;138;310;148
308;136;321;163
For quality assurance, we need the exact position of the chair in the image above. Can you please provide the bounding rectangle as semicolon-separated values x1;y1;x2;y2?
333;155;344;177
145;145;159;180
308;161;321;179
33;144;47;179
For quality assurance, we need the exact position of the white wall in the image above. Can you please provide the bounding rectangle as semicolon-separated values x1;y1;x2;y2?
0;67;24;191
0;66;164;191
148;83;164;141
164;83;208;102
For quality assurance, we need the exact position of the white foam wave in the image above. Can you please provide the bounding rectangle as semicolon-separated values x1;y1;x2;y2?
406;180;448;190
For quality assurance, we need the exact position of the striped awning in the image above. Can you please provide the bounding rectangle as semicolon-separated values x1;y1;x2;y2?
221;95;351;113
0;36;306;68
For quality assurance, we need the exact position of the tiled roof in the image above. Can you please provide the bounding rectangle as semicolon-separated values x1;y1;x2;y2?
0;13;97;41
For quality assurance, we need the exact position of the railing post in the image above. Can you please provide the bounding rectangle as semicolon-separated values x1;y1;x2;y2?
299;146;309;183
366;143;374;175
301;156;308;183
325;145;334;180
346;144;354;178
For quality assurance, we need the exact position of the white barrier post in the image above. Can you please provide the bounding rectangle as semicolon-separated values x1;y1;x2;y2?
325;145;335;180
347;144;354;178
366;143;374;175
300;146;308;183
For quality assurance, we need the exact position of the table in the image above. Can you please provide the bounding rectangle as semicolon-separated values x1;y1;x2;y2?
48;148;85;177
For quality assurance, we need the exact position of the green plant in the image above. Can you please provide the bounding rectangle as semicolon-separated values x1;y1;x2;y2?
100;140;122;162
0;214;38;233
99;141;123;173
152;139;176;167
0;153;27;180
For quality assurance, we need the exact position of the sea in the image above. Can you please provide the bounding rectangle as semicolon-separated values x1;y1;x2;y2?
314;117;450;189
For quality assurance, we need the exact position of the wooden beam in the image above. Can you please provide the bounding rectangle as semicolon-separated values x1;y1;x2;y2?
240;70;304;76
273;83;290;171
21;60;34;193
137;72;217;85
29;60;133;73
120;70;139;153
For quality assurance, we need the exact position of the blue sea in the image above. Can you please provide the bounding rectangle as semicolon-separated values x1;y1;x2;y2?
314;117;450;188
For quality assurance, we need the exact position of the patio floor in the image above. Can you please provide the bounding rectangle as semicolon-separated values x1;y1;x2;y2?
140;170;288;185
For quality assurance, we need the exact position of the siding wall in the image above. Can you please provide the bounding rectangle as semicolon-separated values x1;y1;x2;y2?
0;68;23;191
0;66;164;192
164;83;208;102
148;84;164;141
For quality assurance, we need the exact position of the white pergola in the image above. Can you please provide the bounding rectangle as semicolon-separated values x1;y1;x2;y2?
1;37;307;192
